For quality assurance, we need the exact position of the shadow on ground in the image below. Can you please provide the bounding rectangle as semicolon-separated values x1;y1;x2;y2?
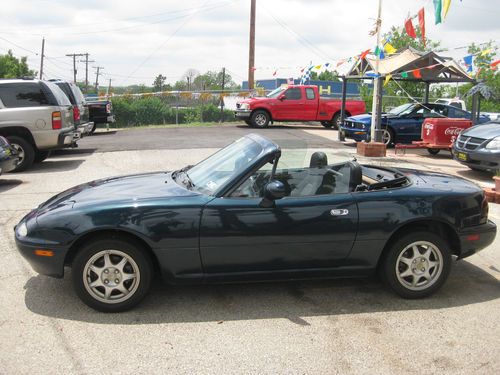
52;148;97;156
22;159;85;173
0;179;23;192
24;260;500;325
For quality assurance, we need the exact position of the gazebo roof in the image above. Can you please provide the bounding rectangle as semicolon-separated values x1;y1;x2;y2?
346;47;474;83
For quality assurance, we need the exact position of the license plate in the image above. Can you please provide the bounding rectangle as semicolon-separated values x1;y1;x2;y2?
457;152;467;161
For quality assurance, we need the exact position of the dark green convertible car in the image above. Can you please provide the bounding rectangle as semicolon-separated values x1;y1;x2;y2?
15;134;496;312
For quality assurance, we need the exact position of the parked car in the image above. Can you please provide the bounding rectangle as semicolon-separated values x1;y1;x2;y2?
49;79;93;136
0;78;79;171
435;98;466;111
341;102;490;146
86;98;115;134
235;85;366;129
452;121;500;173
15;134;496;312
0;135;19;175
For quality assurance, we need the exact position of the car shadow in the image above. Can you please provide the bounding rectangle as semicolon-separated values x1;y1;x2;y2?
52;148;97;156
23;260;500;324
235;124;332;131
89;131;117;136
23;159;85;174
0;178;23;192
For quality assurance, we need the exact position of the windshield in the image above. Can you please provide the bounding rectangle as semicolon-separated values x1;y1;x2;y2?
182;137;265;195
388;103;415;116
266;87;286;98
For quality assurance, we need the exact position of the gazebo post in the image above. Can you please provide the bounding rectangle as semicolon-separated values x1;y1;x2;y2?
424;82;430;103
339;76;347;141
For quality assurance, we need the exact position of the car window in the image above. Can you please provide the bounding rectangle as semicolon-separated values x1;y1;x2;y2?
447;107;470;119
54;82;76;104
71;85;86;104
284;88;302;100
0;83;49;107
44;81;72;106
305;88;315;100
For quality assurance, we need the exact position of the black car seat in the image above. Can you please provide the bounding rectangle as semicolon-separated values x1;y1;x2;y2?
346;161;363;191
291;152;329;196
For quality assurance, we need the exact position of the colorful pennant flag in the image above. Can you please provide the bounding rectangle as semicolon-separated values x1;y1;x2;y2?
442;0;452;19
418;8;426;48
401;72;409;78
384;74;392;86
433;0;442;24
481;49;492;56
272;70;277;77
463;55;473;72
360;49;371;60
365;72;380;78
384;43;397;54
336;60;346;68
412;69;422;79
491;60;500;69
314;65;322;70
324;63;330;68
405;18;416;39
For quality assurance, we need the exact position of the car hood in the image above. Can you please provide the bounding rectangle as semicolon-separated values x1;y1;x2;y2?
346;113;395;124
37;171;198;213
238;97;270;105
461;123;500;139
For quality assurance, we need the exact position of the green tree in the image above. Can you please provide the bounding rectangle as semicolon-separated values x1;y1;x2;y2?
0;50;36;78
153;74;167;92
309;70;339;81
193;70;238;90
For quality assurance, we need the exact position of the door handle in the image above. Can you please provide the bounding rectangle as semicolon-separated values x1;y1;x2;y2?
330;209;349;216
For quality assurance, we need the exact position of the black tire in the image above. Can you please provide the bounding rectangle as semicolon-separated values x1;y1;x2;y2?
321;121;333;128
34;150;51;163
427;148;440;156
250;110;270;128
89;123;97;134
379;231;452;299
6;136;35;172
71;237;153;312
331;112;342;130
244;120;253;126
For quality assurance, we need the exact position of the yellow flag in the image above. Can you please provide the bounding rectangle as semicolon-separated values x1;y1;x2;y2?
314;65;322;70
384;74;392;86
384;43;397;54
481;49;492;56
442;0;451;19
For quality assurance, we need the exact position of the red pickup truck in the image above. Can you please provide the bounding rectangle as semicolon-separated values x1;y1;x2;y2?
235;85;366;129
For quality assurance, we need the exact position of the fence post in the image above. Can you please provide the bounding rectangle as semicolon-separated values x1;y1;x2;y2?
176;92;179;125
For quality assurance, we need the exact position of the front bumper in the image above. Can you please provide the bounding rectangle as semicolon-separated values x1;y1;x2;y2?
235;109;252;119
452;146;500;172
340;126;369;141
457;220;497;259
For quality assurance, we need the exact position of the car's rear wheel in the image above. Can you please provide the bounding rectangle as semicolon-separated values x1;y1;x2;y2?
244;120;252;126
34;150;51;163
250;110;270;128
380;232;451;298
7;136;35;172
427;148;440;155
72;238;153;312
321;121;333;128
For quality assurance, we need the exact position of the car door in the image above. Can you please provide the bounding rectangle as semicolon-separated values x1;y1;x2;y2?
271;87;305;120
199;164;359;275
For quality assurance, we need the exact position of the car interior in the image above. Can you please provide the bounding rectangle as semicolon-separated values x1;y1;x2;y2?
231;152;409;198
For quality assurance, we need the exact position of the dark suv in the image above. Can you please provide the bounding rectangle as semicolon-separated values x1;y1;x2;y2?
0;78;79;171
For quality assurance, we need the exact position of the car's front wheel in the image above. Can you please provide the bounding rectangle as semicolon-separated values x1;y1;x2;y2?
250;110;270;128
72;238;153;312
380;232;451;298
7;136;35;172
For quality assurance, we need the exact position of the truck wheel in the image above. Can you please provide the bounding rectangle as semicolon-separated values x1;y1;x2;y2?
7;136;35;172
332;113;342;130
34;150;51;163
250;110;270;128
427;148;440;156
244;120;252;126
321;121;333;128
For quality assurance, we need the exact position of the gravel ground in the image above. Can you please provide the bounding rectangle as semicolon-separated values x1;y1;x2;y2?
0;125;498;374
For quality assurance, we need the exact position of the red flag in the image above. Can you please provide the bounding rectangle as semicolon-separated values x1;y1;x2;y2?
272;70;277;77
360;49;371;60
491;60;500;69
412;69;422;79
418;8;426;48
405;18;416;39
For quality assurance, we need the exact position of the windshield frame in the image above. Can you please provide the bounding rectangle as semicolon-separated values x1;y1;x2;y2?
388;103;415;116
266;87;286;98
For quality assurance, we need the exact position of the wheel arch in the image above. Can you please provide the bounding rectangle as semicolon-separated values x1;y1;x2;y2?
0;126;36;147
376;219;461;269
333;109;351;119
65;229;161;275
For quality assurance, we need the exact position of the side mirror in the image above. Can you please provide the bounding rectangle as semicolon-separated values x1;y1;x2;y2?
260;180;286;207
277;94;286;101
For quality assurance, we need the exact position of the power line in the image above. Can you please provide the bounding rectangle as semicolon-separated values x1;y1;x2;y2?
0;36;38;55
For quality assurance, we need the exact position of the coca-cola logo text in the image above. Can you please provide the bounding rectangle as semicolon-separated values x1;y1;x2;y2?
444;127;463;136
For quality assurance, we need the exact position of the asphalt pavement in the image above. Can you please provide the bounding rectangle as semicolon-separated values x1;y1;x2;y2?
1;124;499;374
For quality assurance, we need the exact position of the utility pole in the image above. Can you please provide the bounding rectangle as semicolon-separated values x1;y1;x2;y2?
370;0;383;143
80;53;95;93
39;37;45;79
248;0;256;89
220;67;226;123
66;53;86;83
107;79;112;98
93;66;104;93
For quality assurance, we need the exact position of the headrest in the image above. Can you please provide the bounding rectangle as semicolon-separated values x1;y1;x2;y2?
310;152;328;168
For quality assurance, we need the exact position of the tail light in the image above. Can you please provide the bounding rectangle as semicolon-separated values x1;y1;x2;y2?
52;111;62;129
106;103;111;114
73;106;80;122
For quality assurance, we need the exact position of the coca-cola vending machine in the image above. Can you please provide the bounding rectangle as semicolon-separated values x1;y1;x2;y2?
421;118;473;146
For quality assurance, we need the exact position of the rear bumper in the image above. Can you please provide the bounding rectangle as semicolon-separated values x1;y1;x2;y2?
457;220;497;259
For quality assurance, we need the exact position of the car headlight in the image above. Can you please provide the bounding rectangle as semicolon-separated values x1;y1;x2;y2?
17;222;28;237
485;136;500;150
240;103;249;110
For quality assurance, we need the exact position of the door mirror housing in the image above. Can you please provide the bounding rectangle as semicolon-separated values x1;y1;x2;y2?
260;180;286;207
277;94;286;101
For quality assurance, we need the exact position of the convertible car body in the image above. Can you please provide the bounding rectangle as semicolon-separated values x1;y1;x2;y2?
15;134;496;312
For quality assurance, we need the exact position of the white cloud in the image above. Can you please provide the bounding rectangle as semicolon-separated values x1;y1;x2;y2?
0;0;497;86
